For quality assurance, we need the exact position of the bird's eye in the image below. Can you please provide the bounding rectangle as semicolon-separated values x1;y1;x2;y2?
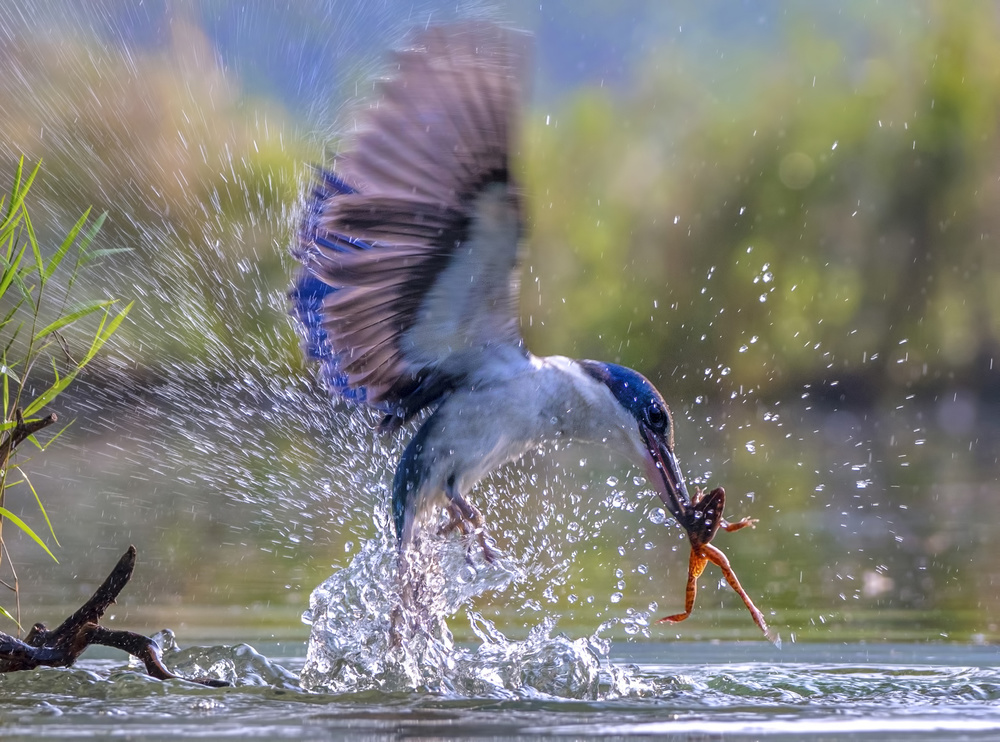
645;403;667;432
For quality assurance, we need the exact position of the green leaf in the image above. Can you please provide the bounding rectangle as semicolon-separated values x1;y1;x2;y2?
76;212;110;264
0;241;28;302
21;202;44;286
43;208;91;282
31;419;72;451
21;369;78;418
35;299;116;340
3;322;24;360
0;604;20;629
0;158;38;230
79;302;133;366
0;505;57;562
15;467;58;546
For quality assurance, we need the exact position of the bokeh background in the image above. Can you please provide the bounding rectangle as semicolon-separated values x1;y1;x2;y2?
1;0;998;644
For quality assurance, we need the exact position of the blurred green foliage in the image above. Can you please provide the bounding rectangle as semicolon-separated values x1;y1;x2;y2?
0;17;308;373
523;2;1000;405
3;4;998;403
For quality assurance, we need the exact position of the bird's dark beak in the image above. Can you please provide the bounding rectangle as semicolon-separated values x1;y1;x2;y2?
640;424;691;524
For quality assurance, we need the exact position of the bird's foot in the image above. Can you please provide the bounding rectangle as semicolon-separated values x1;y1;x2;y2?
439;502;499;564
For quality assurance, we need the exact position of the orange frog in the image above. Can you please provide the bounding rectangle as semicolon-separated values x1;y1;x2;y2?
659;486;779;646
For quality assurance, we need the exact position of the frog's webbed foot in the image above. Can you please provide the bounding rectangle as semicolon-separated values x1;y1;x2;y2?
701;543;780;646
721;516;758;533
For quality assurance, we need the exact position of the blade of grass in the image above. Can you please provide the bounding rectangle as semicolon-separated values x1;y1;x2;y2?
0;158;29;229
35;299;116;340
30;419;73;451
0;239;29;300
0;506;56;562
0;605;20;629
79;302;132;365
4;166;40;234
21;202;44;290
43;208;91;282
21;370;78;418
14;468;58;546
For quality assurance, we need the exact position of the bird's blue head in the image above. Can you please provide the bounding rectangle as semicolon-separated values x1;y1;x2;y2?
579;361;692;523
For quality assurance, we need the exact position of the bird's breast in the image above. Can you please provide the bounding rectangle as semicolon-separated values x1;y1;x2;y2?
421;354;638;494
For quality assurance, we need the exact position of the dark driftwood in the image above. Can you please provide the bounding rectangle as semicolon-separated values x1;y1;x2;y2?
0;409;59;468
0;545;227;687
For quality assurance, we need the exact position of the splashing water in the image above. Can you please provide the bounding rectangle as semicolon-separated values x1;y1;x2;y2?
129;630;300;689
297;503;654;698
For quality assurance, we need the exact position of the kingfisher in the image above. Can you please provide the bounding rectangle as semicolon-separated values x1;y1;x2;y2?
291;23;774;641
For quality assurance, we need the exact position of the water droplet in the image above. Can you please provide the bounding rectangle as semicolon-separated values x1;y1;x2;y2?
637;564;648;575
610;592;623;604
745;440;756;453
648;508;667;525
606;476;618;487
632;475;646;487
457;564;477;584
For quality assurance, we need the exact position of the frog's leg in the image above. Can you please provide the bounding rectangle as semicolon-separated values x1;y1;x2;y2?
659;547;709;623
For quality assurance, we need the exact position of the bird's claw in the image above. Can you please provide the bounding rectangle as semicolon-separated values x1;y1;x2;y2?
439;502;499;564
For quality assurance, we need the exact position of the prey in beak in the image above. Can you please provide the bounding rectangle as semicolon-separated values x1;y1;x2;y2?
640;423;780;646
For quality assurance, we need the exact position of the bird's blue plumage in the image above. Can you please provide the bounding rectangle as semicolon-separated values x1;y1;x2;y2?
579;361;671;427
291;167;382;406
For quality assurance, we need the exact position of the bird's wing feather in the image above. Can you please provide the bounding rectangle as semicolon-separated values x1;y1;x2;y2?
292;23;529;426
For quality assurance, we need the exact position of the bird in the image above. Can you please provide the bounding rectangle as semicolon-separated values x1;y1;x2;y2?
291;23;774;641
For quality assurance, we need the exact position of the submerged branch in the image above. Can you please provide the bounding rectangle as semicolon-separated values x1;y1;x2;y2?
0;545;227;687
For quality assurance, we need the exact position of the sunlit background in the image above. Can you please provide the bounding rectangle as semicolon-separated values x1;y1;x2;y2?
1;0;998;645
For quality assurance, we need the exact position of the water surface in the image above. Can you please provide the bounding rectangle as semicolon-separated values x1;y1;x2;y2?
1;642;998;740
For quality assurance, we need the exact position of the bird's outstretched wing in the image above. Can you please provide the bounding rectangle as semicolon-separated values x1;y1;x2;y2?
291;23;529;430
